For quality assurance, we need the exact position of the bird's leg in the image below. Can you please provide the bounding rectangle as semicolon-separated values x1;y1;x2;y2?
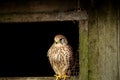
54;74;61;80
62;74;69;80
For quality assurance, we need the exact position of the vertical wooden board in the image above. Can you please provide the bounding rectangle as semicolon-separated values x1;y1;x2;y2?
79;20;88;80
105;5;118;80
97;10;106;80
88;10;99;80
98;3;118;80
119;25;120;80
118;8;120;80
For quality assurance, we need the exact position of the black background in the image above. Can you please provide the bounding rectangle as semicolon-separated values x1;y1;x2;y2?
0;21;79;77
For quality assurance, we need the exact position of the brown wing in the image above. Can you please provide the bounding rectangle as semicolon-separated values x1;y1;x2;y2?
65;45;73;76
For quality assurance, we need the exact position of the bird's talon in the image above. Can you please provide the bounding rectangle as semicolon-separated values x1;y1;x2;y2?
54;74;61;80
62;75;69;80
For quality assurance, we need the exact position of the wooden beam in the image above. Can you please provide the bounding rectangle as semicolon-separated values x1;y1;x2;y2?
0;11;87;23
0;77;55;80
79;20;88;80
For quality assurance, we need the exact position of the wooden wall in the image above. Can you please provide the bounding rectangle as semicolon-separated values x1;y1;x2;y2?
79;0;120;80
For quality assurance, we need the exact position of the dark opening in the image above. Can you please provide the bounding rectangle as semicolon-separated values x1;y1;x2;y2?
0;21;79;77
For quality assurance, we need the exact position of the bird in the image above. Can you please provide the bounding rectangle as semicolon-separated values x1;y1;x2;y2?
47;34;73;80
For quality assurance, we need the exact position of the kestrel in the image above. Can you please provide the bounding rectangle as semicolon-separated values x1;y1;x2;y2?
47;34;73;80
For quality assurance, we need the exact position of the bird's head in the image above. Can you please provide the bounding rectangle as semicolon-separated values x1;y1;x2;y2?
54;34;68;45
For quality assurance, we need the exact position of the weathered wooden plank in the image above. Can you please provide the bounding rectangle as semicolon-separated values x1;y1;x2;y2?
98;4;118;80
0;77;55;80
117;9;120;80
0;11;87;22
79;20;88;80
105;4;118;80
88;10;99;80
97;9;106;80
0;77;79;80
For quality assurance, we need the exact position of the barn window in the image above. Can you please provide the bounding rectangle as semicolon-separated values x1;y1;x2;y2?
0;0;88;77
0;21;79;78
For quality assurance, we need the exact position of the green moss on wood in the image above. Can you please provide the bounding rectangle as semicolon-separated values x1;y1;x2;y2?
79;20;88;80
88;11;99;80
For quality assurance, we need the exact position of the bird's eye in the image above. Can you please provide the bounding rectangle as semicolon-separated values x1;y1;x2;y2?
60;38;63;41
60;38;65;44
60;38;64;41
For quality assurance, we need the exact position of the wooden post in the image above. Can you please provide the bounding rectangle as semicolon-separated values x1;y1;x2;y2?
79;20;88;80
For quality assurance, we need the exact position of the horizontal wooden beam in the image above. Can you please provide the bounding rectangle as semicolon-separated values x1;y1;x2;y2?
0;77;78;80
0;11;87;23
0;77;54;80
